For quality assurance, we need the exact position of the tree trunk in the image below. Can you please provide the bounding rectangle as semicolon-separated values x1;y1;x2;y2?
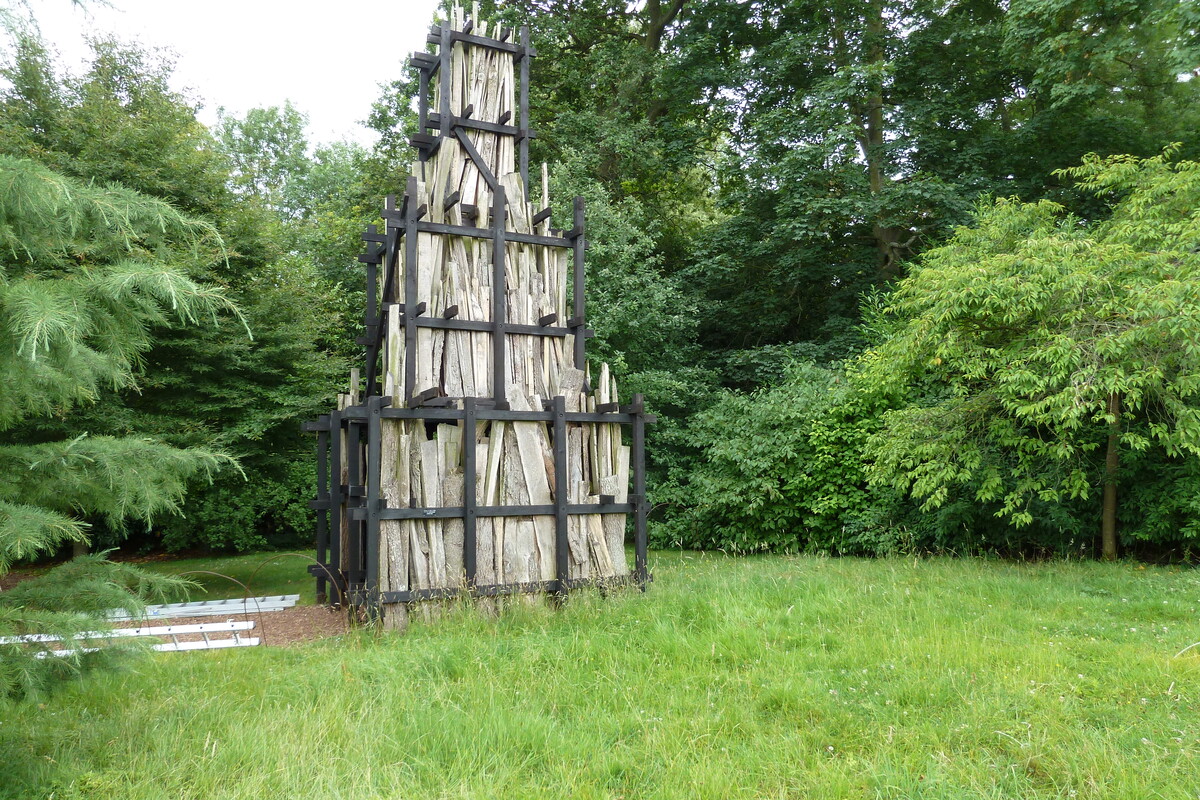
859;0;908;280
1101;392;1121;560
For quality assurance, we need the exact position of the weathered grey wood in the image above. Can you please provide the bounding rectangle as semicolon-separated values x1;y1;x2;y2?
600;446;630;575
381;420;410;630
371;7;636;613
408;431;430;591
585;495;615;577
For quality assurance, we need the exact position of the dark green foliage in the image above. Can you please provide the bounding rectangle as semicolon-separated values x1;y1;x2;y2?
155;461;315;553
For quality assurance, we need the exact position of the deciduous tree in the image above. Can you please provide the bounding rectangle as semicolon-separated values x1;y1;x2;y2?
865;150;1200;559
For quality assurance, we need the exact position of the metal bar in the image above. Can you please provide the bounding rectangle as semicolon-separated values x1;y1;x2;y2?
439;25;451;142
352;503;634;521
315;419;330;602
328;409;343;579
403;176;419;404
632;393;649;590
365;397;385;606
346;417;363;590
431;29;535;57
372;573;640;605
3;621;260;645
553;394;568;595
364;217;400;394
412;219;572;248
491;184;509;409
519;25;531;195
463;397;478;585
395;315;582;338
364;253;379;396
417;56;429;169
382;199;401;302
374;408;645;424
571;197;586;369
426;113;527;138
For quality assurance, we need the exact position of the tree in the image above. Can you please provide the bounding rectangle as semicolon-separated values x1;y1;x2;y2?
0;155;237;697
215;101;312;218
864;150;1200;559
686;0;1199;362
0;31;351;552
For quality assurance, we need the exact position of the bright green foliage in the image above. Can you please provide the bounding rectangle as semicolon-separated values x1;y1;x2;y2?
216;102;311;216
0;35;231;219
657;360;914;554
0;156;230;424
865;151;1200;546
0;155;233;696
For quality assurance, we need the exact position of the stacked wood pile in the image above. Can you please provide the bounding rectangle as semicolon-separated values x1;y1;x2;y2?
356;6;630;622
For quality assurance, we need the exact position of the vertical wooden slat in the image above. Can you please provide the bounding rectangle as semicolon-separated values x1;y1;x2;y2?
491;184;508;408
632;393;648;590
552;395;568;595
463;397;478;586
571;197;586;370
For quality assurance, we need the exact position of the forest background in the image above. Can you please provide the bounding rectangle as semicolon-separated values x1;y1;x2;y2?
3;0;1199;564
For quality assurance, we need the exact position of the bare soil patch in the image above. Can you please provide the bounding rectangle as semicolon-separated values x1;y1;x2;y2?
116;604;349;647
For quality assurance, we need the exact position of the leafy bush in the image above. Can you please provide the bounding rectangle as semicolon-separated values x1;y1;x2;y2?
655;360;912;554
152;459;316;553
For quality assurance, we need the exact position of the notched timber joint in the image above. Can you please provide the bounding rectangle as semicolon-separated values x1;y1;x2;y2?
407;387;442;408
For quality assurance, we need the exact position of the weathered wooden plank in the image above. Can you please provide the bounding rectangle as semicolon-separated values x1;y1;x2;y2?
585;495;615;578
381;420;410;630
419;438;447;587
600;444;630;576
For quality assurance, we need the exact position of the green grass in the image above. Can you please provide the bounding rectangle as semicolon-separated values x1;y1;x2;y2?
133;550;321;604
4;553;1200;799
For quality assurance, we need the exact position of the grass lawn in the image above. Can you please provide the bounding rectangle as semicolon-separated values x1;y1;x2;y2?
3;552;1199;799
130;550;323;604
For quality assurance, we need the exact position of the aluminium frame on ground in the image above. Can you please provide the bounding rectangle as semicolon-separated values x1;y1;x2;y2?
304;20;652;617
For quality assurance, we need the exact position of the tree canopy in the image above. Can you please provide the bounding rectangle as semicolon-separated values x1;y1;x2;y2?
0;154;234;697
866;151;1200;556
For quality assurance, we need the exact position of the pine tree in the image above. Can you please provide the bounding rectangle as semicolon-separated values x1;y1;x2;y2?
0;155;239;698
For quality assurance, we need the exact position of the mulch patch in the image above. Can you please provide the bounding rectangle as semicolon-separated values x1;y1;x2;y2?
114;604;349;648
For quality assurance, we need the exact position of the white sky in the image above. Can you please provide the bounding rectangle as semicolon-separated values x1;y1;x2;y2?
26;0;444;146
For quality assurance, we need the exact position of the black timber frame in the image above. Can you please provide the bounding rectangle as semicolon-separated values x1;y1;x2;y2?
304;19;652;618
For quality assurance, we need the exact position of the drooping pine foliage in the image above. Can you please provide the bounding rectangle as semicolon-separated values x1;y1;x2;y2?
0;155;236;697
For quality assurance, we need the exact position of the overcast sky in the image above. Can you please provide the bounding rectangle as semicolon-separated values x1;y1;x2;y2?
27;0;443;146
